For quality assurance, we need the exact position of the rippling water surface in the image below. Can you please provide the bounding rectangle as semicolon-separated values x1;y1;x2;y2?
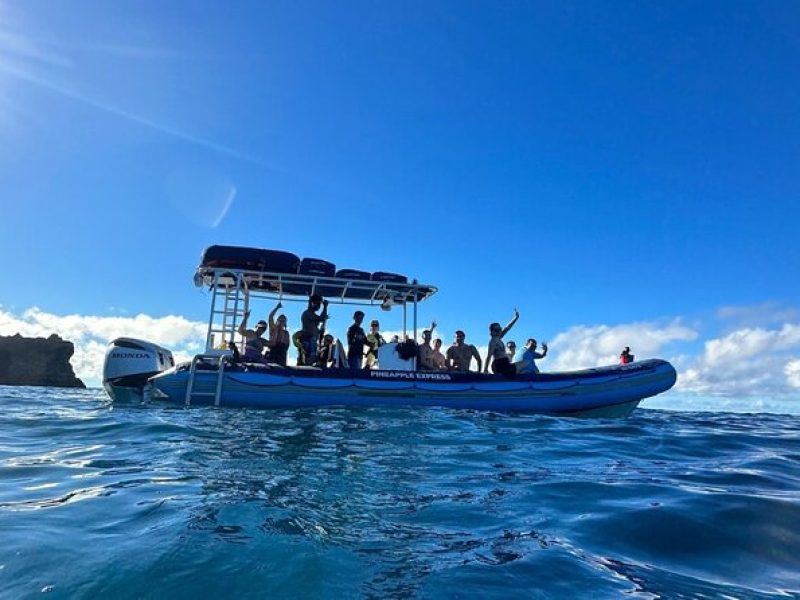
1;386;799;599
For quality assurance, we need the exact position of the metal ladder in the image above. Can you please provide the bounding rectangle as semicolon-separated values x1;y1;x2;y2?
205;273;249;352
184;354;228;407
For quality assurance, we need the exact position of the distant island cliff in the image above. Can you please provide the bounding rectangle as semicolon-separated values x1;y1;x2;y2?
0;334;86;388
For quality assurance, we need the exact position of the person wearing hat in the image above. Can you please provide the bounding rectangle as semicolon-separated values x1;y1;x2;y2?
346;310;368;370
365;319;386;369
237;310;269;364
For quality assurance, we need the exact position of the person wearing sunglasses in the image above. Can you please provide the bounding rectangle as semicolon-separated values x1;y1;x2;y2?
483;309;520;376
365;320;386;368
237;309;269;364
506;340;517;361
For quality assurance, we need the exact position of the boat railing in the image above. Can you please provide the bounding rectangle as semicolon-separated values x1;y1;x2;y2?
196;267;436;353
195;266;437;305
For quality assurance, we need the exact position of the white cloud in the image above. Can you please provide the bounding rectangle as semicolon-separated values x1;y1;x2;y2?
786;360;800;389
3;305;800;404
678;324;800;396
546;319;698;371
0;307;206;387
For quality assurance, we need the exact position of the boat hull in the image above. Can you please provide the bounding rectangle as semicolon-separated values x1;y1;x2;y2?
133;359;676;417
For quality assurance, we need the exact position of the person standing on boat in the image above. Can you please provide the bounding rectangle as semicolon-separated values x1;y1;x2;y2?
446;330;483;372
516;338;548;374
484;309;520;376
301;294;328;366
346;311;368;370
620;347;635;364
506;341;517;361
317;334;335;368
431;338;447;370
365;319;386;369
237;310;269;364
417;321;438;370
292;331;307;365
266;302;290;366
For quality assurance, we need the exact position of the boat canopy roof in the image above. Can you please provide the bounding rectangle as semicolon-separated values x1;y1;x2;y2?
195;245;437;306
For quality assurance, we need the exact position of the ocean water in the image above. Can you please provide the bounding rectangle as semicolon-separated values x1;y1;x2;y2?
1;387;799;600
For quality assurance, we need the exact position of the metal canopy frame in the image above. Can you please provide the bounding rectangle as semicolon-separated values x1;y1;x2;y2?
196;266;437;354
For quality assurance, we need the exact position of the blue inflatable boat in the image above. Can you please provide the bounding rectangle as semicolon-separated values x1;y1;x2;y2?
102;246;677;416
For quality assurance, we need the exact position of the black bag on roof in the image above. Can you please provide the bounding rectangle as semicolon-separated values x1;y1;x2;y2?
336;268;371;280
331;269;373;299
201;246;300;273
371;271;408;284
299;258;336;277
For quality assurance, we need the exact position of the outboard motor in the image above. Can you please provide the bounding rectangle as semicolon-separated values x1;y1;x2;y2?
103;337;175;402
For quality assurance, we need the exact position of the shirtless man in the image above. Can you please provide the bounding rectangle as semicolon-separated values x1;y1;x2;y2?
445;330;482;372
417;321;437;370
431;339;447;370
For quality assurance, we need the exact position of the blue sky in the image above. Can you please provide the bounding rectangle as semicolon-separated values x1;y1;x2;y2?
1;1;799;406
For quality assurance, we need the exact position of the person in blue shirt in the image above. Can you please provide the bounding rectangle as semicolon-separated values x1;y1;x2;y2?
517;338;548;374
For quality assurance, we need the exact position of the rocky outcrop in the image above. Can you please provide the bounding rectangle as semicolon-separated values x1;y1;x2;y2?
0;334;85;388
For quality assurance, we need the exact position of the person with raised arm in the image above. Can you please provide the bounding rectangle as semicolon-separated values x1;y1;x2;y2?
237;310;269;364
516;338;548;374
417;321;438;370
266;301;290;366
484;309;520;377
